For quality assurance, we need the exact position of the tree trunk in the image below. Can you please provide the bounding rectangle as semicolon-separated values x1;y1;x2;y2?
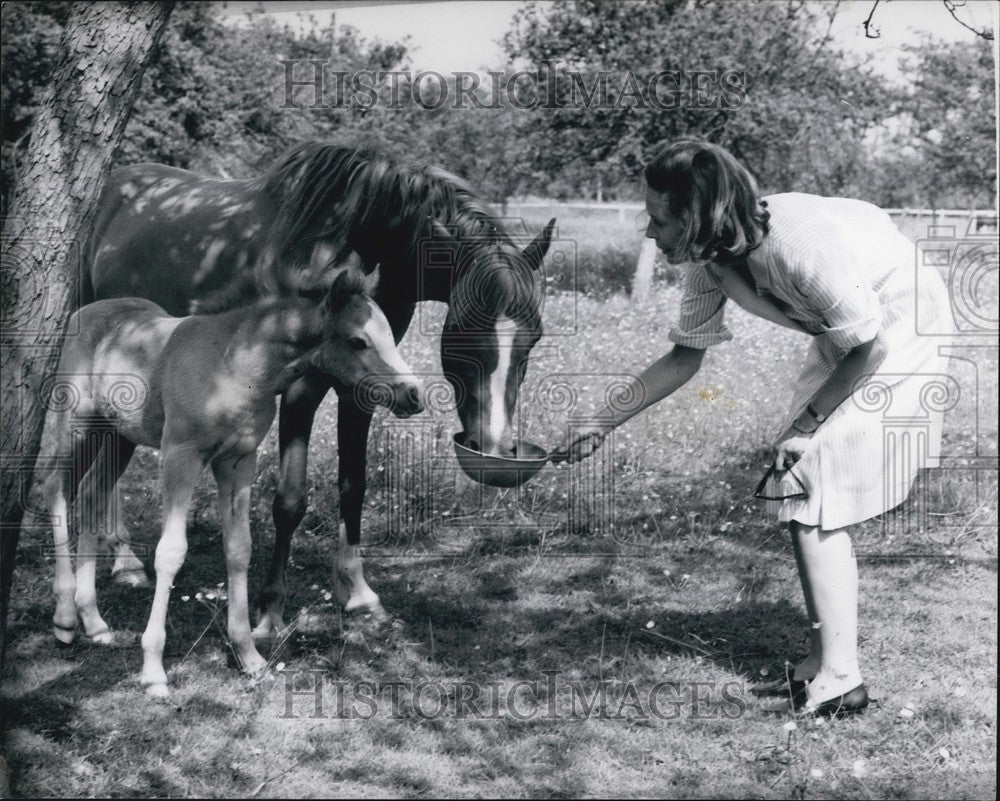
0;1;174;673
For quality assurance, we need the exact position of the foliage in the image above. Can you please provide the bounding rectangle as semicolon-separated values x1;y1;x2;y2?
1;1;993;224
881;37;995;209
501;0;894;199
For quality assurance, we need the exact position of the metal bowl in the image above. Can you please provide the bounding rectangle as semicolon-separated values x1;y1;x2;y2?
452;433;552;487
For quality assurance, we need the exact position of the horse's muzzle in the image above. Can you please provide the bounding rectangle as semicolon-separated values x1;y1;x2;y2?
390;380;424;418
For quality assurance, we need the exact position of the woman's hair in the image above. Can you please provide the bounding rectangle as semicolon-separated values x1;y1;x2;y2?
644;139;770;263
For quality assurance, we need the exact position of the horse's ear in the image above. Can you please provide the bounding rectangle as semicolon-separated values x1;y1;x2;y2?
522;218;557;271
362;264;381;296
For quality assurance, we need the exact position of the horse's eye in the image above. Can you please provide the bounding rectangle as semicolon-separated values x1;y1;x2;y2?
348;337;368;351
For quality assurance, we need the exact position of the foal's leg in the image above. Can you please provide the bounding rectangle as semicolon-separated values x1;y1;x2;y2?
73;434;138;643
44;424;92;644
334;397;380;613
212;452;267;677
254;375;329;639
140;443;203;697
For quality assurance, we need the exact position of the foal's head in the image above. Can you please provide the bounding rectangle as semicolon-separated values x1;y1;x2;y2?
316;271;423;417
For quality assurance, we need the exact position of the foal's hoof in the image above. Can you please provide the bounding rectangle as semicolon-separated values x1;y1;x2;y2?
85;628;116;646
112;567;150;588
240;653;269;679
344;590;383;616
251;615;289;643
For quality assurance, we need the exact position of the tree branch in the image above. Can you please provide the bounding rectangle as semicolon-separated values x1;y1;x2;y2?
863;0;882;39
943;0;994;40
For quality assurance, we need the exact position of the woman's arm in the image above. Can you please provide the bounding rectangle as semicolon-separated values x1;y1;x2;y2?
555;344;705;462
774;330;888;469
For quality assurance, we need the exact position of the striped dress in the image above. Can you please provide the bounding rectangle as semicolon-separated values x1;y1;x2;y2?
669;193;954;530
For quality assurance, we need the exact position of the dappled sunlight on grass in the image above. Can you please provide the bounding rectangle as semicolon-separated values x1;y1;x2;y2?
5;282;997;797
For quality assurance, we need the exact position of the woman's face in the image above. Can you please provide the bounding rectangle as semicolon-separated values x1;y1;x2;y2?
644;187;687;264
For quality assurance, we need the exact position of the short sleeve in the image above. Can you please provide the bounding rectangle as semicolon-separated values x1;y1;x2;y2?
797;246;881;350
668;262;733;349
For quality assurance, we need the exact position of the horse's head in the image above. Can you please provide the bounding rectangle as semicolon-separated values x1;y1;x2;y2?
316;270;423;418
440;219;556;455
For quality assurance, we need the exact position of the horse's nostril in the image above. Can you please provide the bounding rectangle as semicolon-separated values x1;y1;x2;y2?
466;437;480;452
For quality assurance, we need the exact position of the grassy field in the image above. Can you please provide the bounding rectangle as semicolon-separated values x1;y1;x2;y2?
2;255;997;797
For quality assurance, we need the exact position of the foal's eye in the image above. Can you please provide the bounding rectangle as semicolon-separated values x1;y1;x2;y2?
348;337;368;351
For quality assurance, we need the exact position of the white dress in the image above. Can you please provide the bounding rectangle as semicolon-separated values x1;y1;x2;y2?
669;193;954;530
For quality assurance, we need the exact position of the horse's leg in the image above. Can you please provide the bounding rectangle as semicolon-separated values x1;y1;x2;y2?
106;436;147;586
334;301;415;614
212;452;267;677
253;375;329;639
140;443;203;697
334;398;380;613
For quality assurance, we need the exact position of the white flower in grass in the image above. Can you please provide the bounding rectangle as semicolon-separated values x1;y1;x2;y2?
181;595;190;602
851;759;867;779
645;620;655;629
206;593;216;601
275;662;286;672
783;721;797;732
810;768;823;779
195;592;204;601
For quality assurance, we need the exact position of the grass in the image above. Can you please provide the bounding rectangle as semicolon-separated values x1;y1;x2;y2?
2;264;997;797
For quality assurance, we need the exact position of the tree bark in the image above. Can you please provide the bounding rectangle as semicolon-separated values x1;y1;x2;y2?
0;1;175;673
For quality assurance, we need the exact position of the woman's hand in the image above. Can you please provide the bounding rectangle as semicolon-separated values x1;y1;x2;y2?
773;425;814;471
552;421;613;464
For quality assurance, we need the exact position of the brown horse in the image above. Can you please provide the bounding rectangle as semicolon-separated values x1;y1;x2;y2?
39;269;422;696
85;141;555;628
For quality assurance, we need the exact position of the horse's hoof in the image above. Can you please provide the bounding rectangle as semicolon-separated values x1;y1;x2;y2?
53;623;77;645
144;683;170;699
112;568;150;588
85;628;116;646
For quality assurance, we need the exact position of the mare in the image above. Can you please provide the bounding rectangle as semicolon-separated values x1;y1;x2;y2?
85;141;555;629
39;269;423;696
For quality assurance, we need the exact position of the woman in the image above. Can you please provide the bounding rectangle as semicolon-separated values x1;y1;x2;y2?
556;140;953;716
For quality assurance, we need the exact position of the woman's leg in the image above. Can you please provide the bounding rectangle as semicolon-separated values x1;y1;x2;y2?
790;521;864;703
789;522;821;681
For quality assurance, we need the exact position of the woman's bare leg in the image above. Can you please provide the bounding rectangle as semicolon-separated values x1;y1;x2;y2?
790;521;863;704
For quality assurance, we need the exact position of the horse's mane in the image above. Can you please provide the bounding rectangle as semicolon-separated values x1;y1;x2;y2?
198;140;526;315
190;265;370;316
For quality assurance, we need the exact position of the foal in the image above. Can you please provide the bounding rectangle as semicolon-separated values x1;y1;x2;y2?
40;270;423;696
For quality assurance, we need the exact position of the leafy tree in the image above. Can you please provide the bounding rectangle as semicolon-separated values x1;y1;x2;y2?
502;0;893;198
881;37;995;209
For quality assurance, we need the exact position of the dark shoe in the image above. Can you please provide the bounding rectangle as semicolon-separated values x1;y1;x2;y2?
751;676;807;697
794;683;870;718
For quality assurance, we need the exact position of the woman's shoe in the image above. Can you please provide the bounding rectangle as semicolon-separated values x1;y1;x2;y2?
751;676;807;697
793;683;870;718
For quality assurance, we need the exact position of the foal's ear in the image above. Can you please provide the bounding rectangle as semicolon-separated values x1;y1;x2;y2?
522;217;557;271
325;269;355;313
